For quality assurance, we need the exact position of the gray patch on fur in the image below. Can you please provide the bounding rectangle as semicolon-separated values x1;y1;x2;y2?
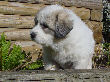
54;11;73;39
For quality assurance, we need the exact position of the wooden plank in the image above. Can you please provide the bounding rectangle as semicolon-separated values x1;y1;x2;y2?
7;0;18;2
72;0;102;10
5;0;103;10
0;14;102;31
0;1;45;9
0;9;91;29
0;6;37;15
0;8;91;28
0;2;91;19
11;41;41;48
11;41;42;59
0;14;34;28
0;1;44;15
0;28;17;33
0;29;31;41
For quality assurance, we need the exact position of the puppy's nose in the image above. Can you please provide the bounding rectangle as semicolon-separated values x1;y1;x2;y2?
30;32;36;40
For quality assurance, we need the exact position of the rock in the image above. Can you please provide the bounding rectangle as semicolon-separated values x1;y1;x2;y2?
85;20;103;43
68;7;90;20
91;10;103;21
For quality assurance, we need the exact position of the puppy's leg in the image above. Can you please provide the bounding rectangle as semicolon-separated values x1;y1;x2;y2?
44;64;57;70
75;58;92;69
87;58;92;69
43;47;59;70
43;54;59;70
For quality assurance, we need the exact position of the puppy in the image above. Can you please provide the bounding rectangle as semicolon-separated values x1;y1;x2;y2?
30;5;95;70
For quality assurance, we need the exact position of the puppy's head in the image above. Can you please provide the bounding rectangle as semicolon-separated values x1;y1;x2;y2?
30;5;73;46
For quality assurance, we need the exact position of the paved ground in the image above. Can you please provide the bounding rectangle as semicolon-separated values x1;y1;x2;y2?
0;69;110;82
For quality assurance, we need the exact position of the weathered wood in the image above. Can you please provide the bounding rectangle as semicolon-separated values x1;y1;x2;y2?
0;1;91;19
0;0;103;9
5;0;103;10
0;14;34;28
0;12;101;29
60;0;102;9
0;5;37;15
6;0;18;2
0;28;17;33
0;69;110;82
0;1;45;9
11;41;42;61
0;1;44;15
11;41;42;53
0;1;103;21
0;1;43;15
0;29;31;41
11;41;41;48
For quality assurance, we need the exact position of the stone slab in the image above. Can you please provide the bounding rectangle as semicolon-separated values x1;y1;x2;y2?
0;69;110;82
91;10;103;21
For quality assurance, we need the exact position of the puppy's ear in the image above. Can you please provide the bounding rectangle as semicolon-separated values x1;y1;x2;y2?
54;11;73;39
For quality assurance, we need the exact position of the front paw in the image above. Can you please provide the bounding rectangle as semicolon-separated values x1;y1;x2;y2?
45;65;56;70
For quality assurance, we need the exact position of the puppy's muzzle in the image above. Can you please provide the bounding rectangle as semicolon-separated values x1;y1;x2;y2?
30;32;36;40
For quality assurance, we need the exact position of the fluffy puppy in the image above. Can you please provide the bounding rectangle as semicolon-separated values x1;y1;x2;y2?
30;5;95;70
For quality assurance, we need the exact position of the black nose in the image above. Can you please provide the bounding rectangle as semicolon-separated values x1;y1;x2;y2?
30;32;36;40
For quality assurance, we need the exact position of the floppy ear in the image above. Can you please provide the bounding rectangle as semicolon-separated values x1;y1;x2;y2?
54;11;73;39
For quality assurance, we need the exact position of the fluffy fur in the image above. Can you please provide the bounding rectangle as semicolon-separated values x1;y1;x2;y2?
30;5;95;70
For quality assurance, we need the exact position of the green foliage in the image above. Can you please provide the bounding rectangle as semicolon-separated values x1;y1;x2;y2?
93;43;110;68
0;36;2;71
24;60;43;70
0;33;25;71
93;0;110;68
102;0;110;42
0;33;43;71
102;43;110;65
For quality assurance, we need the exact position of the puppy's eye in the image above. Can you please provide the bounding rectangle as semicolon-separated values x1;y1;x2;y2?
35;21;38;25
34;18;38;25
40;23;49;29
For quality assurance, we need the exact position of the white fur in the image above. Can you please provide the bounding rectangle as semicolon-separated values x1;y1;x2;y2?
31;5;95;70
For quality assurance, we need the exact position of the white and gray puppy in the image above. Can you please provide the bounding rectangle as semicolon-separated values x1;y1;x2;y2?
30;5;95;70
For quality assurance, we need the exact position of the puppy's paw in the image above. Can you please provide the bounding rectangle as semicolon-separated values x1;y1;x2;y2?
45;65;57;70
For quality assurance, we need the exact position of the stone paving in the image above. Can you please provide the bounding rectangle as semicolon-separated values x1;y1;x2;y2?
0;69;110;82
